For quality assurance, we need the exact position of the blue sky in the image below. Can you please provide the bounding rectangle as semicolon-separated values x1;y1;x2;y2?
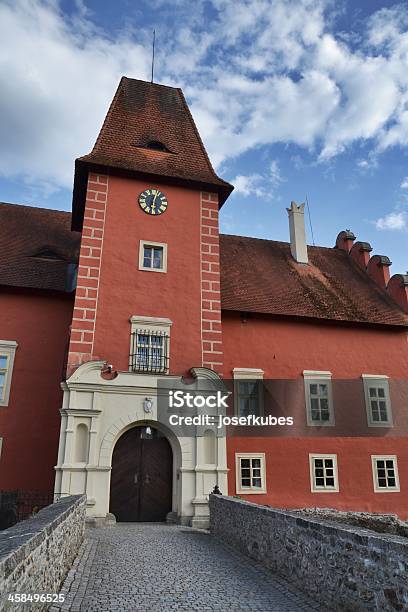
1;0;407;273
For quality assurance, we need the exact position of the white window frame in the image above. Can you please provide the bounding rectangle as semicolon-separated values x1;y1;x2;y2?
303;370;334;426
371;455;400;492
232;368;264;417
0;341;18;407
129;316;172;374
309;453;339;492
138;240;168;273
362;375;393;427
235;452;266;494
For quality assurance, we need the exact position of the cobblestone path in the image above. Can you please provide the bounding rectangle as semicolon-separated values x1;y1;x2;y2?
53;523;322;612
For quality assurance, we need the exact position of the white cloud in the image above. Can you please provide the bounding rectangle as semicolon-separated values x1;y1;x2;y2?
356;156;378;172
375;211;408;231
232;160;284;198
233;174;265;197
400;177;408;189
2;0;408;194
0;0;151;192
269;160;284;187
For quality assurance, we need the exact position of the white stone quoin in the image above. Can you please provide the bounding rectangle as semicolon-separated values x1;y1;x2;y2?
287;201;308;264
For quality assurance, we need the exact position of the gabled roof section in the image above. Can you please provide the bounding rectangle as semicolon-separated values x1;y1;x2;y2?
72;77;233;230
0;203;80;293
220;234;408;327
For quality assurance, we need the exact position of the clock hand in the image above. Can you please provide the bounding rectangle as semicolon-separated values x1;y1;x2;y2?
152;190;159;209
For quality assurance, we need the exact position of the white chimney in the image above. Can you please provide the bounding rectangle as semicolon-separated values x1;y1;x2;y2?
287;201;308;264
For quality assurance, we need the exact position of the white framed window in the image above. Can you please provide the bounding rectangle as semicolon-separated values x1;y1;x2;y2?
129;316;172;374
303;371;334;426
362;375;392;427
235;453;266;494
139;240;167;273
309;454;339;492
232;368;263;417
371;455;400;492
0;341;18;407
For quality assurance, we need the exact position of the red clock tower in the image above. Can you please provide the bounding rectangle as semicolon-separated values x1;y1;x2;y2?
54;77;233;527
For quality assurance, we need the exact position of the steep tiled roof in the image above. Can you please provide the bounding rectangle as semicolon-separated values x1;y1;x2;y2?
72;78;233;229
0;203;80;292
2;203;406;326
220;234;408;327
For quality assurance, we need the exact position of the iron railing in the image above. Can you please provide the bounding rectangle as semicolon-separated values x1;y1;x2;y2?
0;490;56;530
130;329;169;374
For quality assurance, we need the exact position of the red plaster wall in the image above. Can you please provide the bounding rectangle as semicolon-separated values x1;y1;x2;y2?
91;175;206;375
223;312;408;517
222;312;408;379
0;290;73;491
227;438;408;519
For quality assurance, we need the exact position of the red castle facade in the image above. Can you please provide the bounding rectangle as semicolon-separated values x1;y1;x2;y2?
1;78;408;526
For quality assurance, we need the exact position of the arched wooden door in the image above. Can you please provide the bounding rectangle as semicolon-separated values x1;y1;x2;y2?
109;426;173;522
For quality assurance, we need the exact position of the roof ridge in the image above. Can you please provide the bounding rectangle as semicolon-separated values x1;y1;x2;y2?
90;76;125;156
0;201;72;216
220;233;361;254
177;87;231;188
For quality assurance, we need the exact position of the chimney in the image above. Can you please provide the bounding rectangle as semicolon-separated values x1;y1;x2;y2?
367;254;392;289
287;201;308;264
387;274;408;313
350;241;372;269
335;230;356;253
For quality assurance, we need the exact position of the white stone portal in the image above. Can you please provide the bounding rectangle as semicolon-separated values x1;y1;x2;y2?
54;361;228;528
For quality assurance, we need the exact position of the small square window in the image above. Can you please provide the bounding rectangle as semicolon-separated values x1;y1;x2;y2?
139;241;167;273
309;454;339;492
303;371;334;426
362;376;392;427
0;341;17;407
235;453;266;494
236;380;262;417
232;369;264;417
371;455;400;492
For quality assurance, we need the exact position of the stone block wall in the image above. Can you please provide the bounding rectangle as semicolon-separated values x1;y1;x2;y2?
209;495;408;611
0;495;86;611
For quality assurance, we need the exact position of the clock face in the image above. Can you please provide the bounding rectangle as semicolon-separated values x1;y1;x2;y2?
139;188;168;216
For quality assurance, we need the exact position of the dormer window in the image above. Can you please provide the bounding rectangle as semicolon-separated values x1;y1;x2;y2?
145;140;168;152
32;248;64;261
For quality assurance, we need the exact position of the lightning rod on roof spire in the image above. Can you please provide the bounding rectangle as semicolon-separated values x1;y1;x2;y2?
305;195;316;246
151;29;156;83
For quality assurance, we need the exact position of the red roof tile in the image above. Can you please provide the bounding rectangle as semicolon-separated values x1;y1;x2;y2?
220;234;408;327
2;203;406;326
72;78;233;229
0;203;80;293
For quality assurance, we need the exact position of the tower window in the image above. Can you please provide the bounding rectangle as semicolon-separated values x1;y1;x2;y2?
139;240;167;273
129;316;172;375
